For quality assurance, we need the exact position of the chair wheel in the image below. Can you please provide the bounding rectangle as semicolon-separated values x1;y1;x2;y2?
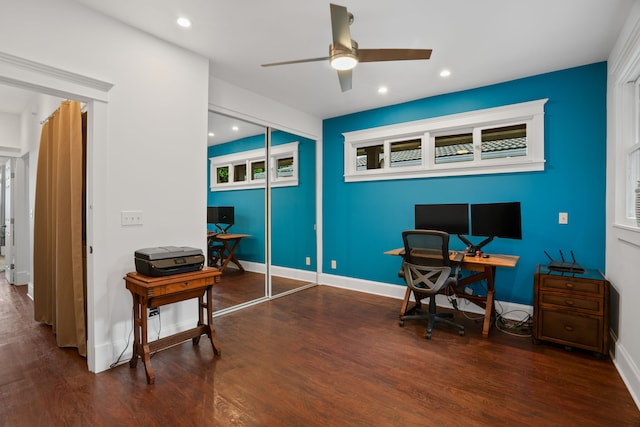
458;330;465;336
399;320;404;327
425;332;432;339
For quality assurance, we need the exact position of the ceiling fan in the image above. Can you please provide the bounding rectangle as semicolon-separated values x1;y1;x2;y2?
261;3;432;92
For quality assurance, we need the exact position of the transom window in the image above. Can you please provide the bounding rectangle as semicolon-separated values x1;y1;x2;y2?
343;99;547;182
210;141;298;191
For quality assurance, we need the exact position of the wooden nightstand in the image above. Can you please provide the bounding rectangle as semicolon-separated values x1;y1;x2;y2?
533;265;609;358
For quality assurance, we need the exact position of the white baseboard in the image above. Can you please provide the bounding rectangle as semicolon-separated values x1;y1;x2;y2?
318;272;532;321
612;341;640;410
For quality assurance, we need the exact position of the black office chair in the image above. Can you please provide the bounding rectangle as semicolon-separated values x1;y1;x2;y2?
207;233;225;267
399;230;465;339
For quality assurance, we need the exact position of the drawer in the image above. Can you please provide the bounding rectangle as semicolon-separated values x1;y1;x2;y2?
539;293;602;313
539;310;601;349
540;277;603;295
149;277;211;296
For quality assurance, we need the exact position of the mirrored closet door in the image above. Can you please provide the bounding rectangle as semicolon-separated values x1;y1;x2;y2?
269;128;317;297
207;112;318;313
207;111;267;312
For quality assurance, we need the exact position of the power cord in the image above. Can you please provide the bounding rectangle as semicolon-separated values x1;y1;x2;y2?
110;307;134;368
495;309;533;337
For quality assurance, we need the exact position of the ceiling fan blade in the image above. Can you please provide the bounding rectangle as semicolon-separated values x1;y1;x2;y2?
330;3;352;50
358;49;432;63
261;56;329;67
337;69;352;92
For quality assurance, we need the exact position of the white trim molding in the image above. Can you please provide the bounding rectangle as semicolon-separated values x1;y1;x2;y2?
343;99;547;182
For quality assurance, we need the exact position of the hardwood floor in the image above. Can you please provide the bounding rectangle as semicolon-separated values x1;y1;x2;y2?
1;275;639;426
211;269;313;312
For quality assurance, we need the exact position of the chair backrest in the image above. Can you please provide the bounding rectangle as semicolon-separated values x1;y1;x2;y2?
402;229;451;268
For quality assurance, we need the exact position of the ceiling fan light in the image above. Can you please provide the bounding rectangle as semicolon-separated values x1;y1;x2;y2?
331;54;358;71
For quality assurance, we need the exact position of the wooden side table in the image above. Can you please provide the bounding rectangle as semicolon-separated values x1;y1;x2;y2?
124;267;222;384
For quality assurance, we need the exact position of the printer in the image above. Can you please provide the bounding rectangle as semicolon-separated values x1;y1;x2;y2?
134;246;205;277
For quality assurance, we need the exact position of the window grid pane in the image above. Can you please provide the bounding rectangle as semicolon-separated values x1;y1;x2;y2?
434;133;473;164
234;164;247;182
390;138;421;168
277;157;294;177
356;144;384;170
216;166;229;183
481;124;527;160
252;160;265;180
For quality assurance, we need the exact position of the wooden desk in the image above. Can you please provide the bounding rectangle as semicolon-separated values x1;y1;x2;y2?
385;248;519;337
207;232;251;273
125;267;221;384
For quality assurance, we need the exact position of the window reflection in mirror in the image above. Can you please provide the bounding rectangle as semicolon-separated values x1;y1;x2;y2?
207;111;267;312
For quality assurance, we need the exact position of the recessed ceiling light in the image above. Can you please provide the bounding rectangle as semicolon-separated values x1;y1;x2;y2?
208;132;214;137
232;126;239;131
440;69;451;78
378;86;388;94
177;17;191;28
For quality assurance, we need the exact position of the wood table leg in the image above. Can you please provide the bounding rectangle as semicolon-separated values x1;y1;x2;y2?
139;298;155;384
399;287;411;318
219;239;244;272
482;289;494;338
205;286;220;355
129;293;141;368
481;266;496;338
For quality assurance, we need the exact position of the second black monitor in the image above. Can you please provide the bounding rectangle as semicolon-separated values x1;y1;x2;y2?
471;202;522;240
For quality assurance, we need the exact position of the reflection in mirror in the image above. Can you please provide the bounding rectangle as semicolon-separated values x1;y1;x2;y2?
270;129;317;296
207;111;267;312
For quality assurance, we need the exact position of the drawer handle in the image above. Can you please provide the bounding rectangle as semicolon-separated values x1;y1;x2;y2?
564;283;574;289
182;282;190;287
564;324;574;332
564;299;575;306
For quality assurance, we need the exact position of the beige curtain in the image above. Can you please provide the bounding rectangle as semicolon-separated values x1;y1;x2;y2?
33;100;87;357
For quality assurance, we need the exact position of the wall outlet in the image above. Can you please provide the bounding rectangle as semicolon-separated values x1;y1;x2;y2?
305;256;311;266
331;260;337;269
559;212;568;224
148;307;159;317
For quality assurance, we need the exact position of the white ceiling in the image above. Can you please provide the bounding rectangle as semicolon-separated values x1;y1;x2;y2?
0;1;634;135
67;0;633;120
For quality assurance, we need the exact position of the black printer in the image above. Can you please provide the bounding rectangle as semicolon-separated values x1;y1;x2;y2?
134;246;205;277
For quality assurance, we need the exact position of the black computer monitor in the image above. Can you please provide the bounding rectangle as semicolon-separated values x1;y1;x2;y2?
414;203;469;235
471;201;522;240
207;206;234;232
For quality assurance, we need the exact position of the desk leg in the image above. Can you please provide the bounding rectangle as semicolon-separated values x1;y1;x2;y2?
399;287;412;318
483;289;495;338
219;239;244;273
481;266;496;338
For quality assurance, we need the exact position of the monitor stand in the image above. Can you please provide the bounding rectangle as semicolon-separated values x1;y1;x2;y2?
457;234;494;255
214;223;232;234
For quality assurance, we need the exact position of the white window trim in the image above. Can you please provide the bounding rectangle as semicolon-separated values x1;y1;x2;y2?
343;99;547;182
210;141;299;191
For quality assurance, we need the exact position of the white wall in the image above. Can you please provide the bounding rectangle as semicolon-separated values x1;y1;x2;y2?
607;0;640;409
0;112;20;154
208;76;322;141
0;0;209;372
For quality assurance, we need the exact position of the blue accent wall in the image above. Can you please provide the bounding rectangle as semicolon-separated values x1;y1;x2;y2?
322;62;607;305
207;130;316;269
